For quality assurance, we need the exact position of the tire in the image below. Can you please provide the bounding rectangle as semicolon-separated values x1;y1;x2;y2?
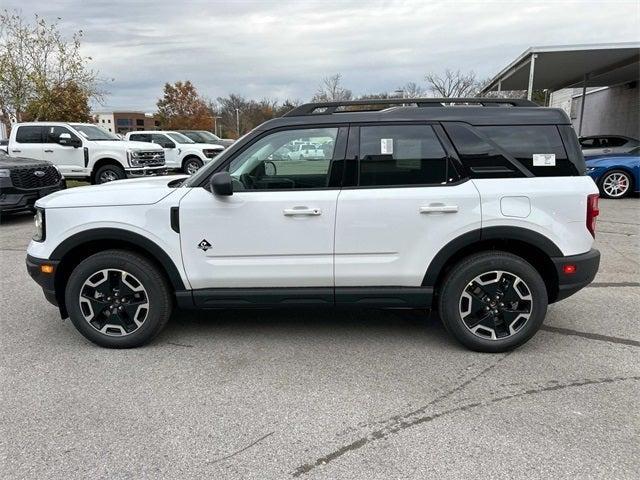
182;157;203;175
94;164;125;184
438;251;548;353
65;250;173;348
598;169;632;199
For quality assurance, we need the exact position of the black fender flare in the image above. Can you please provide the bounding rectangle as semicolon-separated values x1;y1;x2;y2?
50;228;186;290
422;226;563;287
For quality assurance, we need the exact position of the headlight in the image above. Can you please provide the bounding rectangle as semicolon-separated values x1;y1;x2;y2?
33;208;45;242
127;150;142;166
0;168;10;178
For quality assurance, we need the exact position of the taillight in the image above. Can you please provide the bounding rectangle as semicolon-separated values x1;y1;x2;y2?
586;194;599;238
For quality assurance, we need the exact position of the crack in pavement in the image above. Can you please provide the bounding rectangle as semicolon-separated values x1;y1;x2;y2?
291;376;640;477
540;325;640;347
207;431;274;465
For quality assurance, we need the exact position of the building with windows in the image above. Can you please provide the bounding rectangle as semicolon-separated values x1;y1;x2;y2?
94;111;159;135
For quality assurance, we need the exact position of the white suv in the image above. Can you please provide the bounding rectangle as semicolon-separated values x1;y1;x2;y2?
125;131;224;174
26;99;601;352
8;122;166;183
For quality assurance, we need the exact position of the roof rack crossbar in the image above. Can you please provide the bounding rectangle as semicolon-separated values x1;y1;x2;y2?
284;97;538;116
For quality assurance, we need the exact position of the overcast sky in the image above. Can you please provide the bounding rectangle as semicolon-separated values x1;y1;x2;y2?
4;0;639;111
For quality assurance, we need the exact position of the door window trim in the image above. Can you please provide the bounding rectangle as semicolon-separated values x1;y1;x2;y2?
197;124;349;191
342;121;469;190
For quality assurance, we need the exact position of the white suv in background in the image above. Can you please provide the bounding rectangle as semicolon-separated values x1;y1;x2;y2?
7;123;166;183
126;131;224;174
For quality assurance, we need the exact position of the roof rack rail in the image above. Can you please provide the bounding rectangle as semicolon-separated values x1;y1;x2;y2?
284;97;538;116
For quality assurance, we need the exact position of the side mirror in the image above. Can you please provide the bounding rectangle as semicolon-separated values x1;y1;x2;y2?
59;133;81;148
209;171;233;196
163;141;176;149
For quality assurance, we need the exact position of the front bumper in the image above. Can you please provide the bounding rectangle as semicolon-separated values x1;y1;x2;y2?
551;248;600;302
26;254;60;308
0;183;65;213
125;166;168;177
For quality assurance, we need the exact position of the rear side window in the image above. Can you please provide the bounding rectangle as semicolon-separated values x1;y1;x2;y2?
15;126;43;143
478;125;577;176
359;125;451;186
444;123;522;178
129;134;151;142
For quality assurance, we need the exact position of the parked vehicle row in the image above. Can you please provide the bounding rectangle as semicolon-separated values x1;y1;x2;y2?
26;98;600;353
125;131;224;174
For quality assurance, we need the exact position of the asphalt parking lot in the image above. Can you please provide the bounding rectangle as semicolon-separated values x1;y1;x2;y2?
1;198;638;480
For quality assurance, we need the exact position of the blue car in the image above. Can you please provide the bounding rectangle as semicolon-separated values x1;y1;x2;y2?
586;146;640;199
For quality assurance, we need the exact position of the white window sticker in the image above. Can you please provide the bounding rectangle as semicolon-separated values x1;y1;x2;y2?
533;153;556;166
381;138;393;155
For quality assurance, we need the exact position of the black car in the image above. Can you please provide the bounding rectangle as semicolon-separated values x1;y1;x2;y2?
0;153;65;215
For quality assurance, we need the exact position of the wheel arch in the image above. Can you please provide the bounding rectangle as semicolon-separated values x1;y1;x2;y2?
423;227;562;304
51;228;186;317
181;153;204;169
90;157;125;183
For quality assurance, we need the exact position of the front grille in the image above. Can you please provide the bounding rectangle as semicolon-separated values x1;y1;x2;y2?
10;165;62;190
134;150;165;166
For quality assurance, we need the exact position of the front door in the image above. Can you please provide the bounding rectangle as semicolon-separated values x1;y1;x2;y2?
42;125;85;177
179;126;345;290
151;134;180;168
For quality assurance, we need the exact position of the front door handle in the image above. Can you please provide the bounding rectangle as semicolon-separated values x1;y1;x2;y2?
420;204;459;214
11;149;21;153
283;207;322;216
44;149;54;153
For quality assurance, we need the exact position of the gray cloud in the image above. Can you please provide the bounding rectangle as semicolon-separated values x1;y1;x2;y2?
4;0;639;111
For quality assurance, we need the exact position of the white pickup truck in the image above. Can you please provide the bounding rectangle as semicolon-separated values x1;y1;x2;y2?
8;122;166;184
126;131;224;174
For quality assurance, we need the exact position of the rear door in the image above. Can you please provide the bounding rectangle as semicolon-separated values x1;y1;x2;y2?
11;126;44;160
334;123;481;289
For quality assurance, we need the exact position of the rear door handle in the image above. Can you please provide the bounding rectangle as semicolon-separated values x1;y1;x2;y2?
283;207;322;216
44;149;54;153
11;149;21;153
420;204;459;213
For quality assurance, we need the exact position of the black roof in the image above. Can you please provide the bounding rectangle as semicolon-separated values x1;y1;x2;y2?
257;98;571;131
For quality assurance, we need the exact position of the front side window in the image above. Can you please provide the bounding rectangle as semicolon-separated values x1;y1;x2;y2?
227;127;338;190
606;137;627;147
45;126;79;143
71;124;119;141
359;125;450;186
15;126;43;143
151;134;174;148
167;132;195;144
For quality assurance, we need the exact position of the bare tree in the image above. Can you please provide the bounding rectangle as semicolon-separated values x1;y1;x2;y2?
475;77;527;99
425;69;478;98
397;82;425;98
312;73;352;102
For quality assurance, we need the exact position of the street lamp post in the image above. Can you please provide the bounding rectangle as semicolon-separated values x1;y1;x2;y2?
235;108;240;138
213;116;221;137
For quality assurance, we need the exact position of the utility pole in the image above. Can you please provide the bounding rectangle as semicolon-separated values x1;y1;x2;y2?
235;108;240;138
213;116;221;137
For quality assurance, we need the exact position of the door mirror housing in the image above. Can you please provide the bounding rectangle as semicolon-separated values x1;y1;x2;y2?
59;133;81;148
210;171;233;196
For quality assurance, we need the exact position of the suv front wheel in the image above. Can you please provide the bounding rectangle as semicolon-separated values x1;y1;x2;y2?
65;250;173;348
438;251;548;353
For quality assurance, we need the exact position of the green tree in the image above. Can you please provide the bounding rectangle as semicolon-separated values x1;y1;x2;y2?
0;11;101;131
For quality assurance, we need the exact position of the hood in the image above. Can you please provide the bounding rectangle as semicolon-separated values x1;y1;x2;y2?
36;175;188;209
0;153;56;169
90;140;163;151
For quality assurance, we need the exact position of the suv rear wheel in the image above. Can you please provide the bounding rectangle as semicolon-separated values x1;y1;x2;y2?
438;251;547;353
65;250;173;348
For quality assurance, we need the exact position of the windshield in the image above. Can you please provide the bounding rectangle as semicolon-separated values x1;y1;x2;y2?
167;132;195;144
197;131;221;142
71;124;120;141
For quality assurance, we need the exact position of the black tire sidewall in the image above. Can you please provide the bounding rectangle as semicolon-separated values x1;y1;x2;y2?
95;164;125;184
439;252;548;353
183;157;203;174
65;251;172;348
599;169;632;199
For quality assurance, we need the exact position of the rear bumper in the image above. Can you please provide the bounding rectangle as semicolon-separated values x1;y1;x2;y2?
551;248;600;302
26;254;60;308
